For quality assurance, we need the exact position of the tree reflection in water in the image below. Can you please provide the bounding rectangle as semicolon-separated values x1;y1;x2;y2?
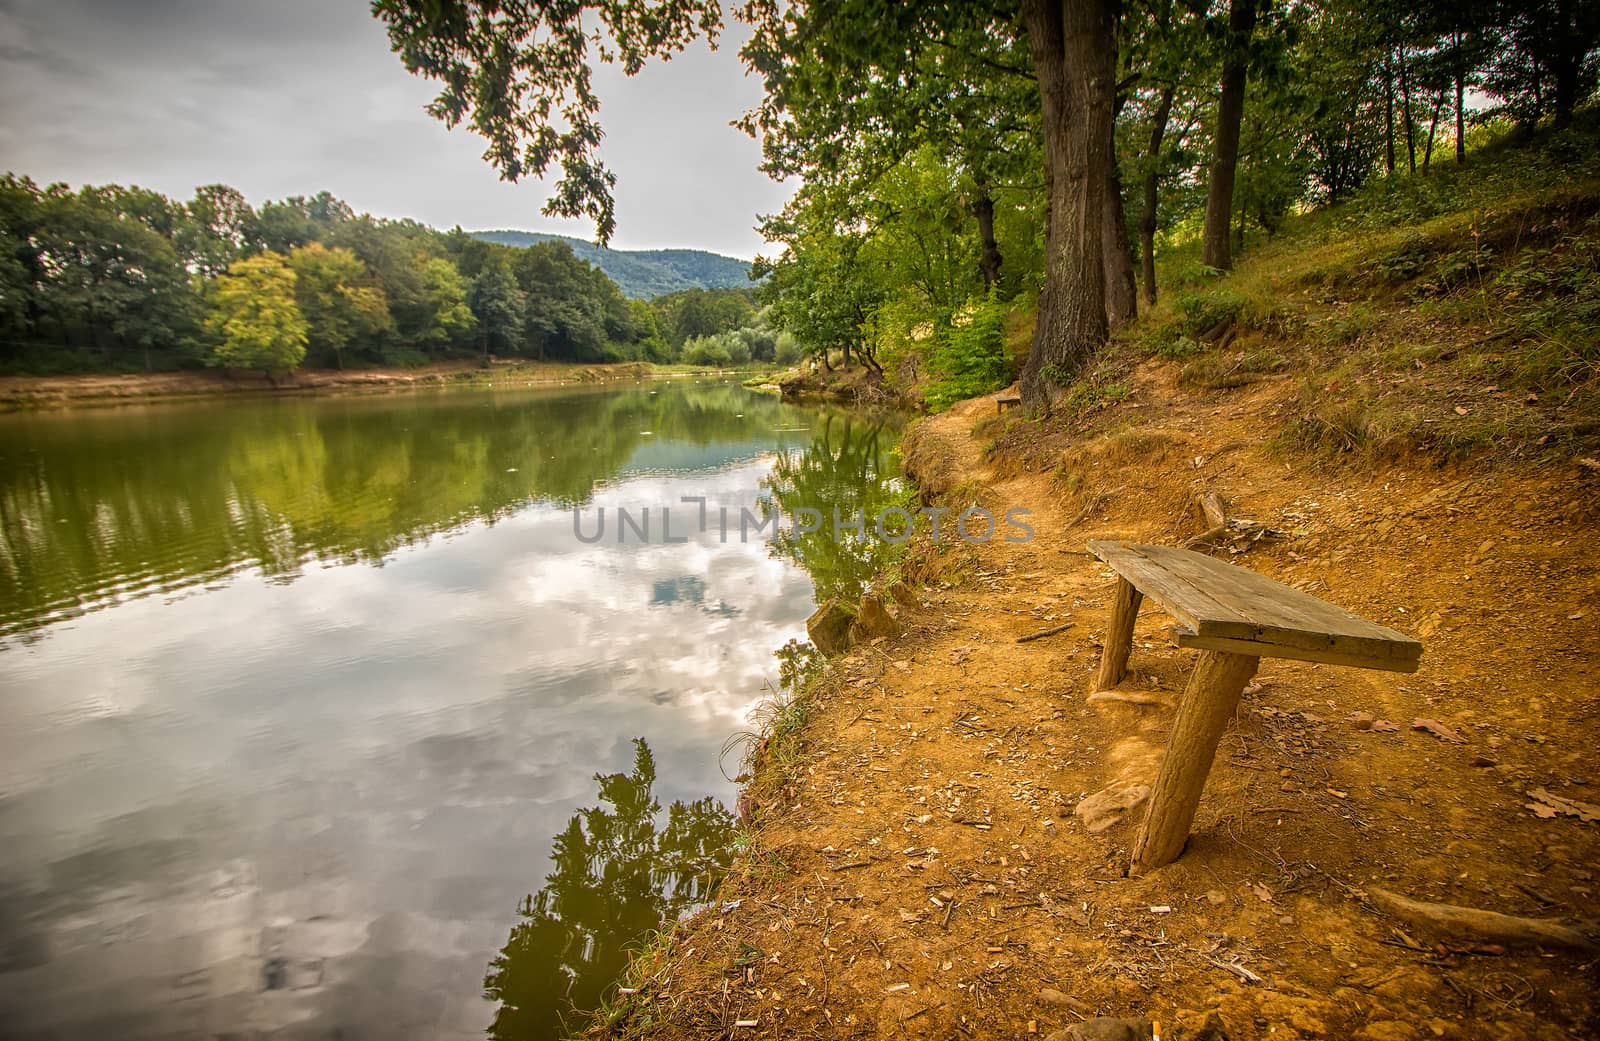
482;739;736;1041
761;411;905;604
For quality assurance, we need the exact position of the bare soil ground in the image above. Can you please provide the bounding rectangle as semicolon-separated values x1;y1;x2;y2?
618;360;1599;1041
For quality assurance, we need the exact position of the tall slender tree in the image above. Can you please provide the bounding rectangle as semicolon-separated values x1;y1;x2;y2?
1202;0;1259;271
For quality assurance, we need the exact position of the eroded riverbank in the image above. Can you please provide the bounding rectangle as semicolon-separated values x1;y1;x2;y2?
606;364;1600;1041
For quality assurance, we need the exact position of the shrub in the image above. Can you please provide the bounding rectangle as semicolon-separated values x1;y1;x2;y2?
681;335;732;367
924;298;1011;411
774;332;802;366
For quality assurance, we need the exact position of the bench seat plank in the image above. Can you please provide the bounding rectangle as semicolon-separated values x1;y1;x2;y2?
1088;540;1421;672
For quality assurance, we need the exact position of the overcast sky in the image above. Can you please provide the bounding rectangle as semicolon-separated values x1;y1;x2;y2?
0;0;791;258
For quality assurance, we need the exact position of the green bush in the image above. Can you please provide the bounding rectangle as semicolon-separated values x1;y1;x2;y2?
681;335;733;367
924;298;1011;411
774;332;802;366
1175;288;1248;336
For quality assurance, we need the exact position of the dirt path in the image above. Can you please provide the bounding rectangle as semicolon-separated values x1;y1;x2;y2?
631;363;1599;1041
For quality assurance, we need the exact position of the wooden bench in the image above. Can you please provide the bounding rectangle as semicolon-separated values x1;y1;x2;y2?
995;393;1022;413
1086;540;1423;874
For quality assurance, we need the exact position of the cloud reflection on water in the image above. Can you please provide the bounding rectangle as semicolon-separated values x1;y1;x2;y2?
0;435;828;1039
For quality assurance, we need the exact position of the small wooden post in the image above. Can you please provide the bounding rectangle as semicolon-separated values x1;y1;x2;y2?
1095;577;1143;689
1130;649;1260;874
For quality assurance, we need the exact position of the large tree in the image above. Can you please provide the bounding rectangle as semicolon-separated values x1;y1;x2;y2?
1018;0;1119;405
287;242;391;369
374;0;1125;409
469;256;525;360
205;252;308;377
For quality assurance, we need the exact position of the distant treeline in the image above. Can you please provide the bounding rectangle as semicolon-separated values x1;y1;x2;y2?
0;178;785;375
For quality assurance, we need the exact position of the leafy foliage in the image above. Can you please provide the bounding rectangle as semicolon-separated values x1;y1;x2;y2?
374;0;721;243
204;252;308;374
924;298;1014;412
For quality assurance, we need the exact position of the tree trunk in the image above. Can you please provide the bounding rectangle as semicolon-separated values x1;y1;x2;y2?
1103;160;1137;330
1201;0;1256;271
1454;31;1466;165
1423;88;1445;171
1398;45;1416;174
1019;0;1116;410
1140;85;1175;307
1235;174;1246;254
1552;2;1581;129
1384;55;1396;174
973;186;1003;290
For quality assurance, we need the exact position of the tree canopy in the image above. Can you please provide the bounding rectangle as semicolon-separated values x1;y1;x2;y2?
370;0;1599;409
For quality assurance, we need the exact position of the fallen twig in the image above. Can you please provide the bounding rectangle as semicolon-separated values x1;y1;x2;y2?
1017;621;1074;643
1206;956;1264;985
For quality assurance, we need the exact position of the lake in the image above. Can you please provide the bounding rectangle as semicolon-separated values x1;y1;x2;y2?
0;381;902;1040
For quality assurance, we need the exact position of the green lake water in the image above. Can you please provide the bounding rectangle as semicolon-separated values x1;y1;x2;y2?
0;381;902;1040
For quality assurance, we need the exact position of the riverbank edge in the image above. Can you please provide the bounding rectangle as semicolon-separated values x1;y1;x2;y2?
0;361;778;412
588;415;960;1039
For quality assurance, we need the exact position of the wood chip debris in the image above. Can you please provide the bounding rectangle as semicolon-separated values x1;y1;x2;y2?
1525;787;1600;823
1412;718;1467;743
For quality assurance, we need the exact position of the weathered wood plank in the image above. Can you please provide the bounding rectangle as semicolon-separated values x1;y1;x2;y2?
1087;540;1421;669
1137;544;1403;640
1087;541;1231;634
1176;630;1422;673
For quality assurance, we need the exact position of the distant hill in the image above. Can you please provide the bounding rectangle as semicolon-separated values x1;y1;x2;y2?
469;230;757;299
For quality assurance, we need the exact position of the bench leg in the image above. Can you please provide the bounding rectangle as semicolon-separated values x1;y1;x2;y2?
1095;577;1143;690
1130;649;1260;874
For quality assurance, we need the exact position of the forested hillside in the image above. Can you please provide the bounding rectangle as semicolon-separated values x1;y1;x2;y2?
469;230;755;298
0;183;777;376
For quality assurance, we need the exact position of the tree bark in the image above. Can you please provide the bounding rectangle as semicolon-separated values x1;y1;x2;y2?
1019;0;1116;409
1422;88;1445;171
1201;0;1256;271
1103;160;1137;330
1398;45;1416;174
1139;85;1175;307
1454;30;1466;165
1551;5;1581;128
1384;55;1396;174
973;185;1003;290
